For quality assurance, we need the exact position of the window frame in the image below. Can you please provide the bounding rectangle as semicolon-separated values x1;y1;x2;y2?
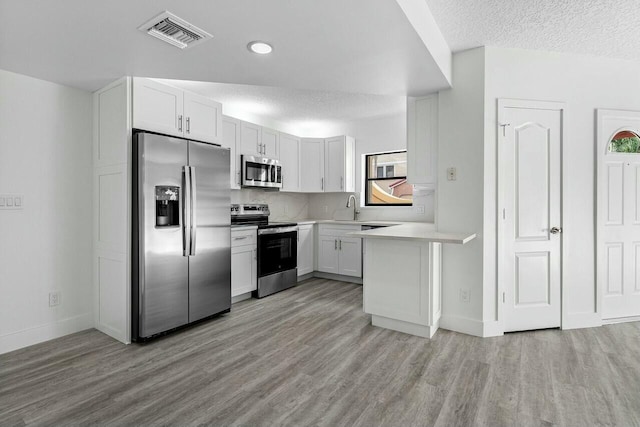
364;150;413;207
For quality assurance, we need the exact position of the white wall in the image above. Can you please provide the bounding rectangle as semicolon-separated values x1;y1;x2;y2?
0;69;93;354
483;47;640;330
436;48;486;334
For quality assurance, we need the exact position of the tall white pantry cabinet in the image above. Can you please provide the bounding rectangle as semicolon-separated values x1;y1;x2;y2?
93;77;222;344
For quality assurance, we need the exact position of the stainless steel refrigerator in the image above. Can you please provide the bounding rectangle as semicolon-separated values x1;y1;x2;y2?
132;131;231;341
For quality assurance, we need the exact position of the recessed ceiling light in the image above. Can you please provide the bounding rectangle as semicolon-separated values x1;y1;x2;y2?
248;41;273;55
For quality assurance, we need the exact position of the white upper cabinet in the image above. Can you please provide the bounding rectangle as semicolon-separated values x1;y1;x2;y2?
279;132;301;192
300;138;325;192
133;78;222;144
183;91;222;143
222;115;241;190
133;78;183;138
324;136;355;192
261;127;280;159
407;94;438;185
240;121;262;157
299;137;354;193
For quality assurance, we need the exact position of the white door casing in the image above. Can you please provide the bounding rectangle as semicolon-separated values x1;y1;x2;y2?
498;99;564;332
597;110;640;320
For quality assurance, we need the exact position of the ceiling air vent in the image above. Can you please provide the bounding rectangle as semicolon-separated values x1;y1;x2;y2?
138;11;212;49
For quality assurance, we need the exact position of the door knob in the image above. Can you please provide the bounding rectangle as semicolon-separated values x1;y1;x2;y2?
550;227;562;234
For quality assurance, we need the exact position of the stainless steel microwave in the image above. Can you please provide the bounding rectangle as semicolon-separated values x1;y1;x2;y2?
241;155;282;189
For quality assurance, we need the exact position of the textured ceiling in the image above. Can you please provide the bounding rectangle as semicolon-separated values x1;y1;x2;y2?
161;79;405;137
425;0;640;60
0;0;449;95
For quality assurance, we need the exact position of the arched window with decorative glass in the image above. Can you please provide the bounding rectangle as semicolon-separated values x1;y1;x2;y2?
608;130;640;153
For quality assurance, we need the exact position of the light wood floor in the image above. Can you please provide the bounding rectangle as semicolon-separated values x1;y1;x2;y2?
2;278;640;426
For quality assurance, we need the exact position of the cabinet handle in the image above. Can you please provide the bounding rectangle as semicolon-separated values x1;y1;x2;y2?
234;236;248;240
321;177;324;191
341;176;343;190
339;240;342;250
186;117;190;134
178;115;183;131
335;239;337;250
254;249;257;260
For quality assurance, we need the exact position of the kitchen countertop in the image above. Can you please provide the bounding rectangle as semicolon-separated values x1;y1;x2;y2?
348;223;476;244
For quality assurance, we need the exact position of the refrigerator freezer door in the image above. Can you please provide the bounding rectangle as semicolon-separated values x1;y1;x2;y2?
188;141;232;322
136;133;189;338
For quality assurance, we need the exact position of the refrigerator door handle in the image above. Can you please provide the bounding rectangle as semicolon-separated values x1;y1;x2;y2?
183;165;191;257
189;166;197;256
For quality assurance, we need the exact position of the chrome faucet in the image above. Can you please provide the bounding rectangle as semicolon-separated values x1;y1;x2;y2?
346;194;360;221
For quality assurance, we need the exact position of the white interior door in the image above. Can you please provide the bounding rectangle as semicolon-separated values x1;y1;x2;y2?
499;100;563;332
597;110;640;320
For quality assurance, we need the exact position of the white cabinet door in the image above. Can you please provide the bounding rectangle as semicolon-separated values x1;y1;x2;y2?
133;78;183;137
338;237;362;277
300;138;325;192
261;127;280;159
297;225;314;276
325;136;345;192
240;121;262;156
317;236;339;273
183;91;222;144
222;116;241;189
279;132;301;192
231;245;257;297
407;95;438;185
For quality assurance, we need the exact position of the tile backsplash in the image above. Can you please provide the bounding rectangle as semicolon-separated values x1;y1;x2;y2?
231;189;310;221
231;187;434;223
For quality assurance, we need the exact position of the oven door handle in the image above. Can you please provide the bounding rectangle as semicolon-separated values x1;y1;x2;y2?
258;227;298;235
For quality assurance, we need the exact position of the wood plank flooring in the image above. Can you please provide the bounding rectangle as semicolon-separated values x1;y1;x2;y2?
1;278;640;426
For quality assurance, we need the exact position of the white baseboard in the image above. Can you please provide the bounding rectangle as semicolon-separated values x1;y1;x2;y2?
313;271;363;284
439;315;484;337
0;312;94;355
562;312;602;330
602;315;640;325
232;292;253;304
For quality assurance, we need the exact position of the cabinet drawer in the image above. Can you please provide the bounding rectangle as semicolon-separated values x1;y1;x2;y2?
231;229;256;247
318;224;361;237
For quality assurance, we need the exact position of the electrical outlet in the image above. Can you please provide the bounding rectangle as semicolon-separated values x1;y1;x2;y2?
323;205;328;213
49;291;61;307
415;205;425;214
447;167;457;181
460;288;470;303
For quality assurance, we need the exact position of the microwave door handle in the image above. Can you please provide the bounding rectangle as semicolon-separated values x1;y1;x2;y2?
183;166;190;257
190;166;197;256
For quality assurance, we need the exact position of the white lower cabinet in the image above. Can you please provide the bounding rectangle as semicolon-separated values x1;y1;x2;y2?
297;224;314;276
231;229;257;297
317;224;362;278
318;236;340;274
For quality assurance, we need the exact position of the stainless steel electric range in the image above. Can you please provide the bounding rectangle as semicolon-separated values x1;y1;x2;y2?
231;204;298;298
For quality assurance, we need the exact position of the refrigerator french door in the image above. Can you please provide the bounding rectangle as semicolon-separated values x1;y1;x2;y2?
132;132;231;341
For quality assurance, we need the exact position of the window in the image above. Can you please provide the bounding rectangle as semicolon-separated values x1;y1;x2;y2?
365;151;412;206
608;130;640;153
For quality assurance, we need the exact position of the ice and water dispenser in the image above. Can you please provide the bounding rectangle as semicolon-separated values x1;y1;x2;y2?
155;186;179;227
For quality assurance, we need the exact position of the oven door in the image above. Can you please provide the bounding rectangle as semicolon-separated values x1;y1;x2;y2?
258;228;297;277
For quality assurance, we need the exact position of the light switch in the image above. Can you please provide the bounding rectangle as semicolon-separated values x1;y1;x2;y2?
14;196;22;207
6;197;13;207
0;197;4;207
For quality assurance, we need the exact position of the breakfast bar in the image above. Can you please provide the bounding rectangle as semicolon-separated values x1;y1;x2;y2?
349;224;476;338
